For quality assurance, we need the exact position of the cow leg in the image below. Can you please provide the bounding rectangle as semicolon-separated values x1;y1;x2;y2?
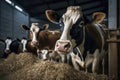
66;54;71;64
92;49;100;74
62;55;66;63
92;58;99;74
70;52;84;70
85;52;94;73
70;52;80;71
100;50;107;75
102;58;105;75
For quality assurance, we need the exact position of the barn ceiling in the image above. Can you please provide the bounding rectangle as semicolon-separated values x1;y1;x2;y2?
14;0;108;21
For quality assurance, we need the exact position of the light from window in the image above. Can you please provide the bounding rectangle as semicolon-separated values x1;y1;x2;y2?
15;5;23;12
5;0;14;5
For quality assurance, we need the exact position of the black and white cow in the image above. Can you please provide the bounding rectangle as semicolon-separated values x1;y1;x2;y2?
20;37;37;55
0;37;21;58
45;6;108;74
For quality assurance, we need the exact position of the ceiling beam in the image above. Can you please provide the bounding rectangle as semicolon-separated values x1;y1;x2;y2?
31;4;105;17
25;0;66;10
26;0;101;11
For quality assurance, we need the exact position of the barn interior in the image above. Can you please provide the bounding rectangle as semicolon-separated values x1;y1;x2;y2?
0;0;120;80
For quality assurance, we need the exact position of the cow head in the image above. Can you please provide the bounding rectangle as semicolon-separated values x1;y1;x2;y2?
20;37;29;52
0;37;12;54
46;6;83;53
21;23;49;47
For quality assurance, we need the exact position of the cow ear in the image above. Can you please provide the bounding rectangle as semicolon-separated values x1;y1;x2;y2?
21;25;30;30
45;10;60;24
0;39;5;43
16;38;21;42
43;24;49;30
92;12;106;24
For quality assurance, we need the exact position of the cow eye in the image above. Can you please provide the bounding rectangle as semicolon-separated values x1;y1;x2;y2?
32;29;35;32
80;21;84;25
79;21;84;27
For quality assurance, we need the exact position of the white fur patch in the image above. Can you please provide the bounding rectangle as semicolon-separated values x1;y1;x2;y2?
21;39;27;52
30;23;40;42
5;39;12;51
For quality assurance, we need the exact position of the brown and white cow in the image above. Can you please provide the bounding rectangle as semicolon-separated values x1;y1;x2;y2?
21;23;61;58
45;6;108;74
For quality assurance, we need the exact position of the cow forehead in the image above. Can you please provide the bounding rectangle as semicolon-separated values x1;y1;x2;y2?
42;49;49;54
30;23;40;32
62;6;82;25
21;39;27;43
67;6;81;10
5;39;12;43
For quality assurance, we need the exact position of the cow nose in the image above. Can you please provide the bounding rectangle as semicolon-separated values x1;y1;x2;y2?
55;40;72;53
64;42;71;49
23;50;28;52
31;41;39;46
4;50;10;54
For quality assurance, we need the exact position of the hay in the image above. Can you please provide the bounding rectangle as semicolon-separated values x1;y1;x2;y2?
0;52;35;74
6;60;93;80
0;53;108;80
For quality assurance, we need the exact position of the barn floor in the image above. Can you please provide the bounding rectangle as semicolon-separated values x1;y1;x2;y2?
0;53;109;80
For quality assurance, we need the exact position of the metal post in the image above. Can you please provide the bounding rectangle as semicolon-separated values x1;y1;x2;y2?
108;0;118;79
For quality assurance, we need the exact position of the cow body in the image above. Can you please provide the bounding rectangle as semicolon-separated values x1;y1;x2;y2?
45;6;108;74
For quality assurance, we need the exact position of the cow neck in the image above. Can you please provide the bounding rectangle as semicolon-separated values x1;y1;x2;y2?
93;23;105;53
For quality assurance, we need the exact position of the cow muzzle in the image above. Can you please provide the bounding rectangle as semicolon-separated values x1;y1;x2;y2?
4;49;11;54
31;41;39;47
55;40;72;53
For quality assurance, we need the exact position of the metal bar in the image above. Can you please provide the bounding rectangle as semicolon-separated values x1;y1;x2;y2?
106;39;120;43
103;28;120;31
108;0;118;79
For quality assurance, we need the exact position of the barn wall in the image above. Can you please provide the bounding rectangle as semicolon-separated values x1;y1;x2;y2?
30;17;60;30
0;0;29;56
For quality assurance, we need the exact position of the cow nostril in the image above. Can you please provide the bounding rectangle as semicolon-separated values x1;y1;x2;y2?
64;43;71;49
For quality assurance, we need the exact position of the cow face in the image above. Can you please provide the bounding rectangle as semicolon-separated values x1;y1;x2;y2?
40;49;49;60
30;23;40;47
21;38;28;52
4;38;12;53
46;6;83;53
21;23;49;47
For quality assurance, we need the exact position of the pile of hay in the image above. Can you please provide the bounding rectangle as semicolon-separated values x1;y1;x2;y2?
6;60;92;80
0;53;108;80
0;52;36;74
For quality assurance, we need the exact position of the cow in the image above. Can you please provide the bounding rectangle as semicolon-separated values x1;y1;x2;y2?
0;37;38;58
0;37;22;58
20;37;37;55
21;23;61;58
45;6;108;74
